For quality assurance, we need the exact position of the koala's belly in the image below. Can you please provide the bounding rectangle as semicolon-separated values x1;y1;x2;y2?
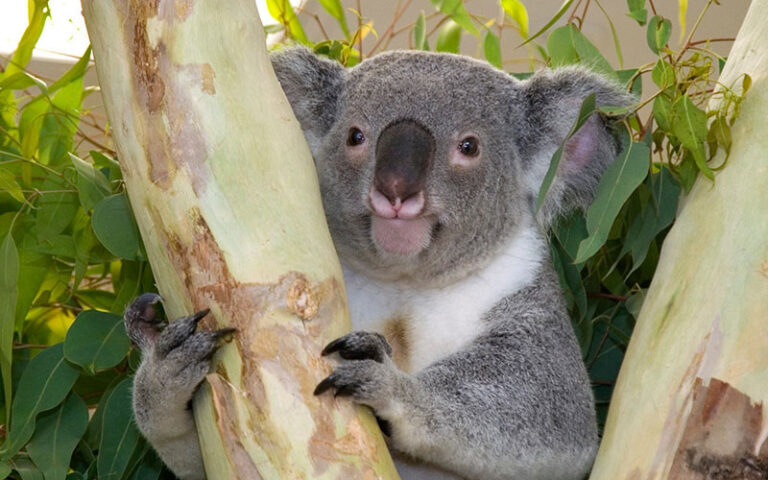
341;229;544;373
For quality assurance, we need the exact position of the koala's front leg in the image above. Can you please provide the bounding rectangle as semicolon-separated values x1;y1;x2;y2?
125;294;234;480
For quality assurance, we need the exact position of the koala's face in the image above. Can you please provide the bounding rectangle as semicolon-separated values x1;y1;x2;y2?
317;53;526;281
272;49;631;283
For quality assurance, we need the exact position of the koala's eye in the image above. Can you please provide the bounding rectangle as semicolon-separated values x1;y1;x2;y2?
347;128;366;146
458;137;480;157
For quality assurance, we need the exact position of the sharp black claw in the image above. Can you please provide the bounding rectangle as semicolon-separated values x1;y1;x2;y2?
321;337;346;356
191;308;211;324
213;327;237;341
314;375;337;396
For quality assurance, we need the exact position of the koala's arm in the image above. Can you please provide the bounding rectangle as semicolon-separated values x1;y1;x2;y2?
125;294;234;480
317;269;596;480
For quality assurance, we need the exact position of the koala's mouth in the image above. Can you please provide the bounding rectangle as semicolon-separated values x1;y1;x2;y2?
370;215;437;256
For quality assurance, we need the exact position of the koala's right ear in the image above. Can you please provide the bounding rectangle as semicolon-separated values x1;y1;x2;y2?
270;47;346;152
514;67;635;228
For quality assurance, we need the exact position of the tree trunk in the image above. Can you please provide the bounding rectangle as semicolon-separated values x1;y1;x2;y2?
81;0;399;478
590;2;768;478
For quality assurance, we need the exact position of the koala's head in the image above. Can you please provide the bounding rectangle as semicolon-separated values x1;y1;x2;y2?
272;48;633;283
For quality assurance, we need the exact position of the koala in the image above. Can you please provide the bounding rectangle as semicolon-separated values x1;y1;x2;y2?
125;47;633;480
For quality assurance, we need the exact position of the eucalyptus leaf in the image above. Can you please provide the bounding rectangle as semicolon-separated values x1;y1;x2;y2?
671;94;712;179
436;20;463;53
27;393;89;480
266;0;308;44
414;12;428;50
70;153;111;211
547;25;616;79
626;0;648;26
521;0;574;46
647;16;672;54
317;0;349;36
9;456;43;480
501;0;529;38
98;378;142;480
92;194;144;261
430;0;479;36
64;310;130;374
2;343;80;460
575;140;650;263
0;167;24;202
0;234;18;424
483;31;502;69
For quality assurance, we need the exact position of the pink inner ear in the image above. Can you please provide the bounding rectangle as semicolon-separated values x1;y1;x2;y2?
564;115;601;170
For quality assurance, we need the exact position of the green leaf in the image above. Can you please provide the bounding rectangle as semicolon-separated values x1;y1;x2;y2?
537;94;597;211
35;191;79;240
413;12;428;50
49;47;92;95
266;0;308;44
0;462;9;478
0;72;48;93
436;20;463;53
1;344;80;460
92;194;144;261
70;153;111;211
708;114;731;157
678;0;688;43
0;0;48;79
626;0;648;25
90;150;122;182
19;96;49;160
8;456;43;480
554;212;588;262
98;378;142;480
0;167;25;202
38;76;83;166
15;246;48;331
652;94;672;131
430;0;479;36
483;30;502;69
646;16;671;54
651;59;674;88
671;94;712;179
501;0;529;38
520;0;574;46
629;167;679;271
547;25;616;79
27;393;89;480
317;0;349;36
0;234;19;425
64;310;130;374
127;450;163;480
575;140;650;263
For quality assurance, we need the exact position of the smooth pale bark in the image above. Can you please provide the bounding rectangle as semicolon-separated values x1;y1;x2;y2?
591;2;768;478
81;0;399;478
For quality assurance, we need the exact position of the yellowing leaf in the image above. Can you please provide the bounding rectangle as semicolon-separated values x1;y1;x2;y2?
502;0;529;38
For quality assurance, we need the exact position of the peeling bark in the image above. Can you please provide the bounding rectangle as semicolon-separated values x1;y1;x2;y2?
590;1;768;478
81;0;399;478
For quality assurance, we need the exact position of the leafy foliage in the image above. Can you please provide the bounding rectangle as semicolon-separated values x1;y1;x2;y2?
0;0;748;477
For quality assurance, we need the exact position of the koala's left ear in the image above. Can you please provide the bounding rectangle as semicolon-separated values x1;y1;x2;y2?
514;67;635;227
271;47;346;153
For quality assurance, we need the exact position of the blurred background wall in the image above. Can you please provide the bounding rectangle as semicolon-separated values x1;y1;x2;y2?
0;0;751;152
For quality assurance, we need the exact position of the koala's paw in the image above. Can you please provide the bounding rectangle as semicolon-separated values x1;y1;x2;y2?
125;294;235;395
320;331;393;363
314;332;397;410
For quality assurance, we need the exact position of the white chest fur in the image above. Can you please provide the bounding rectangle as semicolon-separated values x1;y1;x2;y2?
342;228;545;373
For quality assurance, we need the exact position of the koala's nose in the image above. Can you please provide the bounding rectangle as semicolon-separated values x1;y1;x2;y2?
372;119;434;218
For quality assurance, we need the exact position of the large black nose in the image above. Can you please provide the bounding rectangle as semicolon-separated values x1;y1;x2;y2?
374;119;435;205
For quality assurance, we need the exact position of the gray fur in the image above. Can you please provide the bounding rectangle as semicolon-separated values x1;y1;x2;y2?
127;47;634;479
